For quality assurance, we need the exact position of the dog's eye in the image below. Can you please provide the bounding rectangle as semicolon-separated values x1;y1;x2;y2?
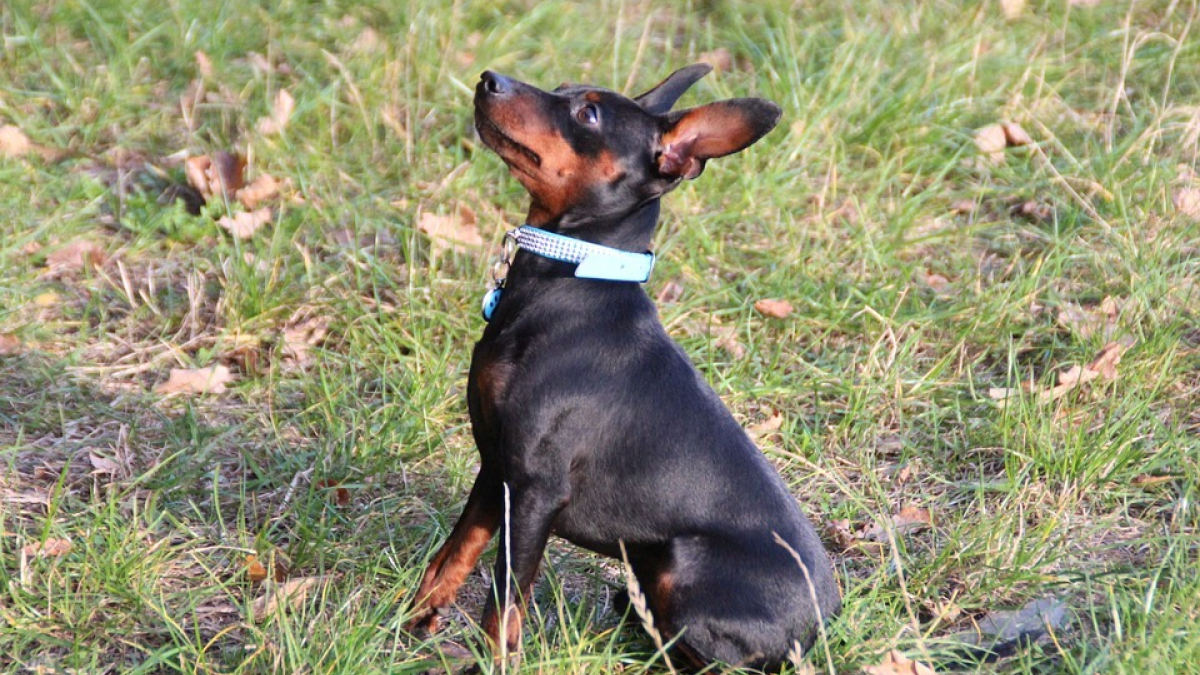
575;103;600;126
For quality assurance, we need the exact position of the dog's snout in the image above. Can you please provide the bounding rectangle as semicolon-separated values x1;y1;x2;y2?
480;71;511;96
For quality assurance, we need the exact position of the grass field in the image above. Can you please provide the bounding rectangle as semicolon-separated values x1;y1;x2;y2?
2;0;1198;673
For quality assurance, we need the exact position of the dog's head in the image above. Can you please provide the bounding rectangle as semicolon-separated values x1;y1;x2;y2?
473;65;780;225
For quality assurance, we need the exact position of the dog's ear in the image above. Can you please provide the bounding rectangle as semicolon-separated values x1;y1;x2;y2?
656;98;781;181
634;64;712;115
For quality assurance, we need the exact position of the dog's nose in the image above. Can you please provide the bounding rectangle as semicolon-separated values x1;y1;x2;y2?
480;71;511;95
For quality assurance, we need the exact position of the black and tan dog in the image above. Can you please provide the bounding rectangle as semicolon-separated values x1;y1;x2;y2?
408;64;840;670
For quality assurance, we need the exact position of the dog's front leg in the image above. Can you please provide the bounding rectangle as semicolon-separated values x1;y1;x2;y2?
480;480;566;660
407;469;503;635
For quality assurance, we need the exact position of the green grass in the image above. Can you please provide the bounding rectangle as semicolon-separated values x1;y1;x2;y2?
2;0;1198;673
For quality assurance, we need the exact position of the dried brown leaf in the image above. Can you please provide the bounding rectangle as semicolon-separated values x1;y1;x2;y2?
0;125;63;162
711;324;746;359
22;538;72;558
1173;187;1200;220
863;650;937;675
237;173;283;209
257;89;295;135
46;239;106;270
217;208;272;239
699;47;734;73
1002;121;1033;146
316;479;351;506
754;298;794;318
1057;296;1123;340
1014;200;1053;222
417;209;483;256
749;412;784;440
195;50;214;79
252;576;325;621
184;151;246;201
825;519;860;552
245;555;269;583
922;272;951;292
951;199;977;215
1041;341;1126;402
88;450;124;477
860;507;932;542
1000;0;1026;20
656;281;684;304
974;124;1007;163
282;316;330;367
155;365;234;395
0;124;35;158
0;334;20;356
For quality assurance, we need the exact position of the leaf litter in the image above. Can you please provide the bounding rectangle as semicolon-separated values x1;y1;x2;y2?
155;365;234;395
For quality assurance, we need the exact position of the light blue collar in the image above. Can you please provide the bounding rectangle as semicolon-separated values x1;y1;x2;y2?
513;226;656;282
481;225;655;321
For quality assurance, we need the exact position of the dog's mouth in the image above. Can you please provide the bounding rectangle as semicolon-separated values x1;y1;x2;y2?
475;111;542;173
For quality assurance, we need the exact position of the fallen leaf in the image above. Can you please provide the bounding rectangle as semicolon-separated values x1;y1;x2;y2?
237;172;283;209
922;272;951;292
184;151;246;202
281;316;330;367
951;199;977;215
22;538;72;558
1013;200;1053;222
315;479;351;506
754;299;794;318
1041;341;1126;402
698;47;734;72
1000;0;1026;20
257;89;295;135
656;281;684;304
1132;474;1177;486
1057;296;1124;340
46;239;106;271
245;555;269;583
88;449;125;478
974;124;1008;163
711;324;746;359
195;50;214;79
0;125;63;162
988;387;1021;402
860;507;932;542
1002;121;1033;146
155;365;234;395
351;27;382;53
1085;340;1125;380
217;208;272;239
863;650;936;675
0;334;19;356
252;576;325;621
417;208;482;257
825;519;861;552
1173;187;1200;220
0;124;34;158
749;411;784;440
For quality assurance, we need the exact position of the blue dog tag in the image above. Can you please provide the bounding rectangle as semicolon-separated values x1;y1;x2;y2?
481;288;502;321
